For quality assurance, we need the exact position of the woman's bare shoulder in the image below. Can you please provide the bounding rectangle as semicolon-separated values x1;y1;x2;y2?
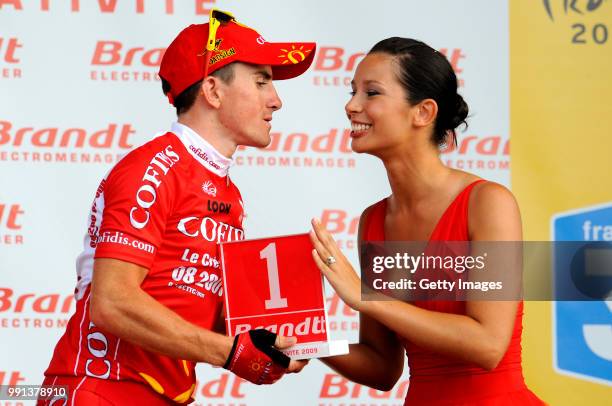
468;180;521;240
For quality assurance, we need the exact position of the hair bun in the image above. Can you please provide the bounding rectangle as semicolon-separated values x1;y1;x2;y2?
450;94;469;130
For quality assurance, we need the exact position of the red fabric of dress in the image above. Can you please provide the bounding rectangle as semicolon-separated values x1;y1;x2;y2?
362;180;545;405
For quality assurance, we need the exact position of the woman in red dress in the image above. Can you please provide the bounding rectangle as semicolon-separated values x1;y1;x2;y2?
310;37;545;405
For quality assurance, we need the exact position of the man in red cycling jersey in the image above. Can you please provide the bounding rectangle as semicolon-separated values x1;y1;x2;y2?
39;10;316;405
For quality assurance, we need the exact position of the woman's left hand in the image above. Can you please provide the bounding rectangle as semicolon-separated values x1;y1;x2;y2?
310;218;363;311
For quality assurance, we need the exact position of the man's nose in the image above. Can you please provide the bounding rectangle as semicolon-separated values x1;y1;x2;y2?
269;85;283;111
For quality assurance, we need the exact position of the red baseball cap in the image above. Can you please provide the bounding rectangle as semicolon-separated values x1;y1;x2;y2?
159;12;316;105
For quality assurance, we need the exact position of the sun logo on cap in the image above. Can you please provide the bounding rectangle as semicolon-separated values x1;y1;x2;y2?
279;45;311;64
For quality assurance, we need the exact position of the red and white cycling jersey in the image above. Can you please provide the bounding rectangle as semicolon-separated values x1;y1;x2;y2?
44;122;245;403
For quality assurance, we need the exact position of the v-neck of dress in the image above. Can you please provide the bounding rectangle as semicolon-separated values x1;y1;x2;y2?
379;179;485;242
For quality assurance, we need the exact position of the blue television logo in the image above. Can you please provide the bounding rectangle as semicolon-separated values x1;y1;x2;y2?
553;203;612;385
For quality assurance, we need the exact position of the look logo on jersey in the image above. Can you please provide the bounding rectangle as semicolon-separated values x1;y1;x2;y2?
207;200;231;214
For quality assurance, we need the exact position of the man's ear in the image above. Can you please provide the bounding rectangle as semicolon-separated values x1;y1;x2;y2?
199;76;224;109
413;99;438;128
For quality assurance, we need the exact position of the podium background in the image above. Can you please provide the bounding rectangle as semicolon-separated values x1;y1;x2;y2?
1;1;610;404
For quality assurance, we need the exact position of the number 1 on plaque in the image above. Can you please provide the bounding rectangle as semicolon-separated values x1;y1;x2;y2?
260;242;288;309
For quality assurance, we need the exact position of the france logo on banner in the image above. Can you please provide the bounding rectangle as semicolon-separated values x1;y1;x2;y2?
552;203;612;385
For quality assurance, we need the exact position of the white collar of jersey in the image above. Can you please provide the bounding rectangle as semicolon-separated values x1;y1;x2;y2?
171;122;233;177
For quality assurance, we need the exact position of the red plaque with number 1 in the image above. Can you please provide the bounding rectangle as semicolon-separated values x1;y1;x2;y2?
220;233;348;359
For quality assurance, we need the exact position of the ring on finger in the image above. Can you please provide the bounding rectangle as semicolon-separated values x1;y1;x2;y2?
325;256;336;266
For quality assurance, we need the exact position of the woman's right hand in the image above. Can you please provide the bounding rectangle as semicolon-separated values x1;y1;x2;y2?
310;218;364;311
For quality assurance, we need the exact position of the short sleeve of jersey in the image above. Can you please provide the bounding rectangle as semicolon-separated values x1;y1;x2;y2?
94;136;182;269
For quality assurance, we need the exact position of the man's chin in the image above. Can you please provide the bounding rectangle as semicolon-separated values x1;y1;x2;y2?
244;134;271;149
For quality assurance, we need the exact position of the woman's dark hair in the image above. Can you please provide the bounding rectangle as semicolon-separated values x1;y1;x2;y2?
161;63;235;116
369;37;468;147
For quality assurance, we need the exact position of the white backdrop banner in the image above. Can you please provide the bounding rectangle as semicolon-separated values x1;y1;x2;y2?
0;1;509;405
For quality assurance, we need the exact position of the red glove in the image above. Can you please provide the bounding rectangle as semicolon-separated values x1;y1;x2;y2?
224;329;290;385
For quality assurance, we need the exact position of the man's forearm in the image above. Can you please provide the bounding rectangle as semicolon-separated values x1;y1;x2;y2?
90;280;232;367
89;258;233;366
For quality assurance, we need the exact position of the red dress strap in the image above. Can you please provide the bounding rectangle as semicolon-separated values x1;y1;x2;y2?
360;199;387;242
429;179;486;241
